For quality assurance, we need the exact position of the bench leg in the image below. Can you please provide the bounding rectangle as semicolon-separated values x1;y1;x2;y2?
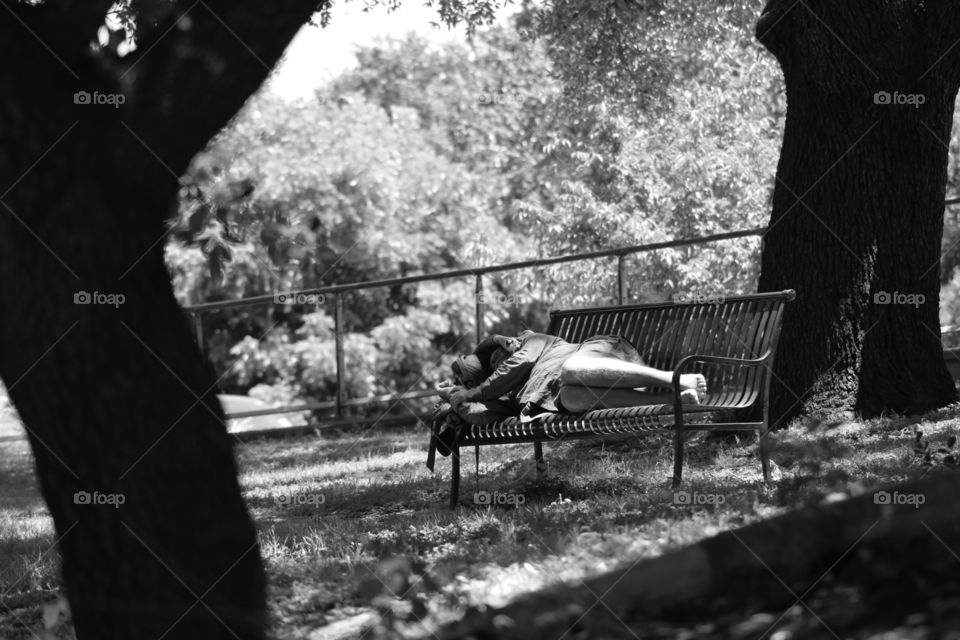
449;446;461;509
759;427;771;483
534;441;545;474
672;429;685;488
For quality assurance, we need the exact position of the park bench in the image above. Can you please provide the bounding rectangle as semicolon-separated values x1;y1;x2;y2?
428;289;796;508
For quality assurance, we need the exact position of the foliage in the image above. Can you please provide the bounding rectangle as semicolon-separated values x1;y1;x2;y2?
521;1;765;119
926;106;960;328
509;2;781;305
913;427;960;472
165;22;558;410
164;3;791;410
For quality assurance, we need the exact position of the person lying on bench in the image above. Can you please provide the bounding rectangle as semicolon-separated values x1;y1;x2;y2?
437;330;706;426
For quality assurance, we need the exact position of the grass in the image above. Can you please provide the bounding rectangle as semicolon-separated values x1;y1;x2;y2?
2;406;960;639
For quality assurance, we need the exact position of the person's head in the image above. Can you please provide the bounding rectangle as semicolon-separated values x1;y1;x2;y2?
453;333;523;386
452;354;487;388
481;334;521;371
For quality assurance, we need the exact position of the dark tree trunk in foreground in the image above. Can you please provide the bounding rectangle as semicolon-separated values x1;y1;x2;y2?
0;1;319;637
757;0;960;423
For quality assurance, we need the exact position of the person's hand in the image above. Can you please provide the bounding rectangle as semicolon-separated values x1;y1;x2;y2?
450;387;472;410
436;379;455;400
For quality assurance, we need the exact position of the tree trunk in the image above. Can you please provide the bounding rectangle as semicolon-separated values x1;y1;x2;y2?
0;1;320;637
756;0;960;424
1;172;267;638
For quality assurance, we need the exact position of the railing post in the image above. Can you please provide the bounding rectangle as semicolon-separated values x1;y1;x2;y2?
475;275;485;343
617;254;627;305
193;312;205;357
334;294;345;417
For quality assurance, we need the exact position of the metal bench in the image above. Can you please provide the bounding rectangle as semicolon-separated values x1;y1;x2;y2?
433;289;796;508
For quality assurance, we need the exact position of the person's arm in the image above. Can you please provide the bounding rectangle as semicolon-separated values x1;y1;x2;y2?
451;344;536;406
473;334;521;370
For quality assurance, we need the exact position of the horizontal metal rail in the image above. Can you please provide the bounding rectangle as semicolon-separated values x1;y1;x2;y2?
230;412;433;442
186;228;767;313
194;202;960;430
195;228;769;426
225;389;434;419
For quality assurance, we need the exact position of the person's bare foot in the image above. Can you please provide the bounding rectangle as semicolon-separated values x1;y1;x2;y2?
680;388;701;405
679;373;707;396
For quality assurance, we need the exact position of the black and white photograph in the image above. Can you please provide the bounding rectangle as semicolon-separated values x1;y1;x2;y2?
3;0;960;638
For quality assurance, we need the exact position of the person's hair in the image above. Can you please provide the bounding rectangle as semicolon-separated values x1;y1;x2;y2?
453;354;486;388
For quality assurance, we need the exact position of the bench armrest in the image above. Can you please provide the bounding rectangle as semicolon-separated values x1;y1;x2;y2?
669;350;774;405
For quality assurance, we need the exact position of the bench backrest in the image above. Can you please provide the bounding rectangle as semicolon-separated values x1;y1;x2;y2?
546;290;795;408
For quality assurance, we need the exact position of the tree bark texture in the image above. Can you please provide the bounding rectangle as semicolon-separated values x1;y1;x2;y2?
756;0;960;423
0;1;321;637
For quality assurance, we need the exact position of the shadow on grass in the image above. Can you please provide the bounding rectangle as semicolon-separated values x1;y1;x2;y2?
249;473;446;518
237;428;425;470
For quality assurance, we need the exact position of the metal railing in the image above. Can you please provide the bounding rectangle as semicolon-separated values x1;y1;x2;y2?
176;191;960;433
185;227;768;429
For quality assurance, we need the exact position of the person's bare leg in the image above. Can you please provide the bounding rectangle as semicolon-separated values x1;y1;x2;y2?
560;354;706;394
560;384;700;413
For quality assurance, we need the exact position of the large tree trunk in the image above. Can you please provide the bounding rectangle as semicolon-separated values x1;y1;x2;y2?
0;1;319;637
1;152;266;637
757;0;960;423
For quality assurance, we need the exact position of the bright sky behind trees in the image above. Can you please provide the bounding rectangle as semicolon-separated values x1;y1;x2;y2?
267;2;518;98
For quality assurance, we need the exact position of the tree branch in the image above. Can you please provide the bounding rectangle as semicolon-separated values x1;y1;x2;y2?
122;0;326;177
0;0;115;65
